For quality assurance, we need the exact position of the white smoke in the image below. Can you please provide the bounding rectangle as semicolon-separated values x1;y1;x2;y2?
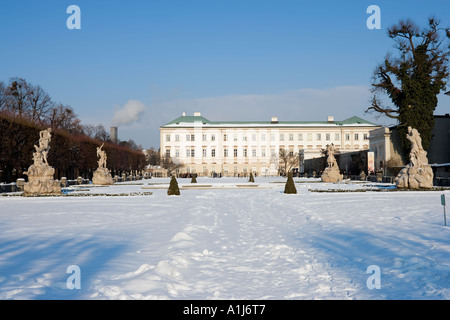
112;100;145;126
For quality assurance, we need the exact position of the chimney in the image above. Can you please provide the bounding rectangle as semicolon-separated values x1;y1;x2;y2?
194;112;202;117
182;112;186;116
110;126;118;144
327;116;334;123
271;116;278;124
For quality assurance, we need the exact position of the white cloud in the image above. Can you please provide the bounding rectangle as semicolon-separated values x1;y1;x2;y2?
112;100;146;126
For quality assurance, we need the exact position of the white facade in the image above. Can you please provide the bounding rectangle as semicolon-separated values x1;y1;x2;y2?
160;113;381;176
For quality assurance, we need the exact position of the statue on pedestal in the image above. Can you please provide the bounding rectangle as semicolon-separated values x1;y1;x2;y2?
24;128;61;195
92;143;114;185
394;126;433;189
321;143;343;183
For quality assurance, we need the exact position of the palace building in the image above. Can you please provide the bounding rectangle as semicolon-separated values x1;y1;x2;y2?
160;112;381;176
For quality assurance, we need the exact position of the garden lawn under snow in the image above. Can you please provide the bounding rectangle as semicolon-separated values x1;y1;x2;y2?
0;176;449;300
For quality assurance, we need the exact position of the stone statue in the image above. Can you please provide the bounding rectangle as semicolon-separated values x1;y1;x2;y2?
394;126;433;189
92;143;113;185
96;143;107;169
38;128;52;165
321;143;343;183
23;128;61;195
326;143;338;169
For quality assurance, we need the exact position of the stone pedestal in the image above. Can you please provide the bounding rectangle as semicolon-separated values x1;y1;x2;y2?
321;166;343;183
395;164;433;189
92;167;114;185
16;178;25;191
24;163;61;195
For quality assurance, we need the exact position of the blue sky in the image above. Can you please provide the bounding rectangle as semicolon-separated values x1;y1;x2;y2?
1;0;450;148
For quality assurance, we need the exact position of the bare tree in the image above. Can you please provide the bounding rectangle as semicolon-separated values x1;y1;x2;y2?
145;147;160;166
0;81;6;111
119;139;142;151
270;152;280;175
48;104;83;134
5;77;29;118
1;78;54;124
160;155;184;176
26;85;54;124
278;148;300;176
82;124;110;141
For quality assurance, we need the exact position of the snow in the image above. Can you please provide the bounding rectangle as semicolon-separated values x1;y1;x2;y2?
0;177;449;300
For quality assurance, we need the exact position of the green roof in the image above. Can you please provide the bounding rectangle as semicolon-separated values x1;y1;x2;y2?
335;116;378;126
162;115;379;127
165;115;212;125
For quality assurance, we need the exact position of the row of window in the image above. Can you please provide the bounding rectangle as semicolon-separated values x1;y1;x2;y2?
167;147;297;158
166;133;369;142
185;166;263;174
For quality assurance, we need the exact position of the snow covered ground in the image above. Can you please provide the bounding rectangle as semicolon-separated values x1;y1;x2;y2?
0;176;449;300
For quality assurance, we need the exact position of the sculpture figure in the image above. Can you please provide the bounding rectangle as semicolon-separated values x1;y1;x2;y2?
23;128;61;195
394;126;433;189
97;143;107;169
321;143;343;183
92;143;113;185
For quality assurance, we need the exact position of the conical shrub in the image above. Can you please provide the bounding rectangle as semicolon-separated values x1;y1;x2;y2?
191;174;197;183
284;172;297;194
168;175;180;195
249;172;255;183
